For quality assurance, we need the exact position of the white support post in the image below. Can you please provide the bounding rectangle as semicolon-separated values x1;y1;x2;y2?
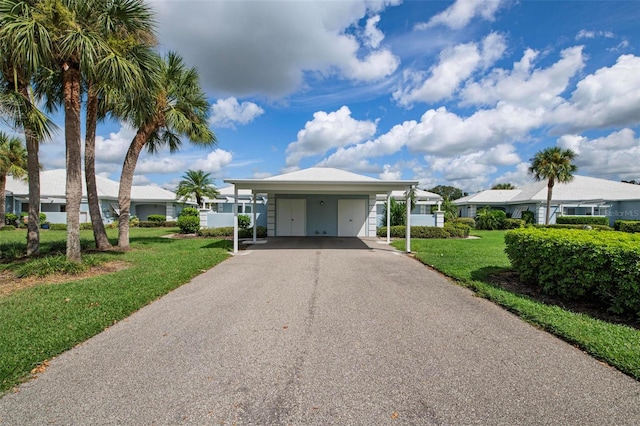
233;186;239;254
386;192;391;244
252;191;257;243
406;186;411;253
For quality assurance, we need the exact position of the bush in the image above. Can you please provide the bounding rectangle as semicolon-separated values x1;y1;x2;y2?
377;225;469;239
556;215;609;226
80;223;93;230
536;224;612;231
147;214;166;223
139;220;166;228
197;226;268;238
165;221;177;227
475;207;506;230
4;213;18;226
49;223;67;231
0;225;16;231
503;218;525;229
238;214;251;230
129;215;140;227
615;220;640;233
450;217;475;228
39;213;46;223
505;228;640;318
180;207;199;217
176;215;200;234
521;210;535;224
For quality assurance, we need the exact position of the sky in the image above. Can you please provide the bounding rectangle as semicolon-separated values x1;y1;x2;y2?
28;0;640;192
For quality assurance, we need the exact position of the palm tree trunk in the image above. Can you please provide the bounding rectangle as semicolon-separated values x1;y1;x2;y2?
0;174;6;226
17;85;41;256
117;122;154;249
85;87;112;250
546;178;554;225
63;64;83;263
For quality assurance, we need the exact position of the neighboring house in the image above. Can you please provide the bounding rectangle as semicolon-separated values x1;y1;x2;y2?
376;189;443;227
454;175;640;226
202;186;269;229
5;169;190;224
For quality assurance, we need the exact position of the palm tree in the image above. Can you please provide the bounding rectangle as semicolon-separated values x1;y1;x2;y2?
491;183;516;190
0;132;27;226
528;147;578;225
112;52;216;249
0;0;57;255
175;170;219;208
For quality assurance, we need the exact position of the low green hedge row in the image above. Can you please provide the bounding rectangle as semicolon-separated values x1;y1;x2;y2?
536;224;612;231
377;224;470;239
503;218;525;229
197;226;267;238
449;217;476;227
505;228;640;318
556;215;609;226
614;220;640;233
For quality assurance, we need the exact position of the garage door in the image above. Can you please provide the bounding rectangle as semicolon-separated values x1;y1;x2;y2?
338;199;366;237
276;199;306;236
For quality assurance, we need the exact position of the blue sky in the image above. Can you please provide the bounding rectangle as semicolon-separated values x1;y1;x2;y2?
33;0;640;192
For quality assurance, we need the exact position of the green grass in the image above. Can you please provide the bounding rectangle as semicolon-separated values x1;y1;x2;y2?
394;230;640;380
0;228;231;393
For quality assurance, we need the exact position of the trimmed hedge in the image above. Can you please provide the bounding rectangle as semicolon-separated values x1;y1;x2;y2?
377;225;470;239
450;217;476;228
176;215;200;234
503;218;525;229
48;223;67;231
505;228;640;318
615;220;640;233
536;224;612;231
147;214;166;223
197;226;267;238
556;215;609;226
138;220;166;228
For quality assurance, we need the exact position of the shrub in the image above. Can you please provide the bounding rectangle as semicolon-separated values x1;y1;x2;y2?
475;207;506;230
80;223;93;230
147;214;166;223
521;210;535;224
180;207;199;217
377;225;468;239
238;214;251;230
556;215;609;226
505;228;640;318
165;221;177;227
503;218;525;229
177;215;200;234
450;217;475;228
138;220;165;228
49;223;67;231
39;213;46;223
129;216;140;227
198;226;268;238
615;220;640;233
239;226;267;238
0;225;16;231
4;213;18;226
536;224;612;231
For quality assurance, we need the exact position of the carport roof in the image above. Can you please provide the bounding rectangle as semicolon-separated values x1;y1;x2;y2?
224;167;418;193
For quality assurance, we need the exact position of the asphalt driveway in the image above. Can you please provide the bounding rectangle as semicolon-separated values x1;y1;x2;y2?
1;238;639;425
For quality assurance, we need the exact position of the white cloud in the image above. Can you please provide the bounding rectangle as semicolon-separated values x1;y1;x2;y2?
135;157;186;174
461;46;585;108
209;98;264;128
253;171;273;179
394;33;506;106
285;106;377;167
192;149;233;175
379;164;402;180
557;129;640;180
152;0;400;97
551;54;640;133
576;30;615;40
95;126;137;164
415;0;507;30
490;162;533;189
363;15;384;49
132;175;151;185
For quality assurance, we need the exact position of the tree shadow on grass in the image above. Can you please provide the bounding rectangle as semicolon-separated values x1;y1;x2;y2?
473;266;639;330
201;240;233;251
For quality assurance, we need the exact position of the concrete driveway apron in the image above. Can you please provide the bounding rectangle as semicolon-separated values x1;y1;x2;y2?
1;238;639;425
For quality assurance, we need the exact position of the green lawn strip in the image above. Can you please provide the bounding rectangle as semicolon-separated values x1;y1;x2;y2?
0;228;231;393
393;231;640;380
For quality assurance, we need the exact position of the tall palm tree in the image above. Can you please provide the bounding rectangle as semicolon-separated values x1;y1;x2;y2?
112;52;216;249
21;0;155;261
82;0;156;251
0;132;27;226
0;0;57;255
175;169;219;208
528;147;578;225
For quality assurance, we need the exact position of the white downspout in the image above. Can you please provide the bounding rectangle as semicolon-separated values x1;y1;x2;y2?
386;192;391;244
252;191;257;243
233;186;239;254
406;186;411;253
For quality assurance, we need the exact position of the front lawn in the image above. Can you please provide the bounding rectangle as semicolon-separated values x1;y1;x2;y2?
0;228;231;393
393;231;640;380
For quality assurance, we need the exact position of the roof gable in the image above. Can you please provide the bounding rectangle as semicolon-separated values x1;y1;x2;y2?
265;167;379;182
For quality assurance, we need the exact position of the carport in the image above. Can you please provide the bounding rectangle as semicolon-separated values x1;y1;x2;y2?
224;167;418;254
